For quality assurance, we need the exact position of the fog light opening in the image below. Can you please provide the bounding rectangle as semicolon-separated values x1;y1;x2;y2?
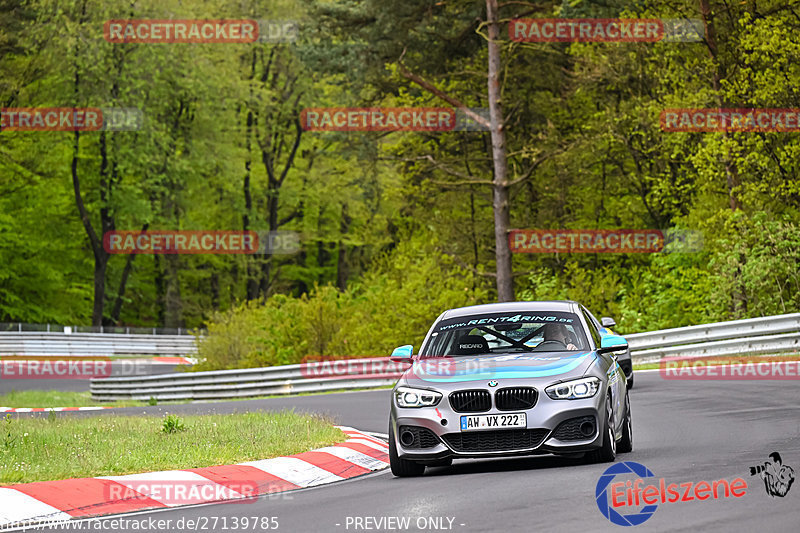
579;420;595;437
400;430;416;447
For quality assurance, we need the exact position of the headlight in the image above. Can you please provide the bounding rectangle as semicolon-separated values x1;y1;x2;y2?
394;386;442;408
546;377;601;400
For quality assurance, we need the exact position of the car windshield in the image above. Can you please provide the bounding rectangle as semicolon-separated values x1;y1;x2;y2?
421;311;589;357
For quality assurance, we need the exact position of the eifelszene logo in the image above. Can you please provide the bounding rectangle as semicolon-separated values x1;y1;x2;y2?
596;462;659;526
595;461;747;526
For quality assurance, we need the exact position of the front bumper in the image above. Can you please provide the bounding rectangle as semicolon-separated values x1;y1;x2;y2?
390;389;606;460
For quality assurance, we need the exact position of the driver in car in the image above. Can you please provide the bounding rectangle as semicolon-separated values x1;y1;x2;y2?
541;323;578;350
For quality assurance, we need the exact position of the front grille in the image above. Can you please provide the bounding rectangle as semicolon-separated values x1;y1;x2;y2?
442;429;549;452
552;416;596;441
398;426;440;449
449;390;491;412
495;387;537;411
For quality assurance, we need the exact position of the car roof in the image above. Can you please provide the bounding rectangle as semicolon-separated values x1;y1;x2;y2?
441;300;580;320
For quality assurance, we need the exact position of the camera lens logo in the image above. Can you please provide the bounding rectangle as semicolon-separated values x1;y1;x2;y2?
596;461;658;526
749;452;795;497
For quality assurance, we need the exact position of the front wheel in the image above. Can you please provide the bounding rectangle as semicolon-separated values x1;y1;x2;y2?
617;391;633;453
389;428;426;477
586;392;617;464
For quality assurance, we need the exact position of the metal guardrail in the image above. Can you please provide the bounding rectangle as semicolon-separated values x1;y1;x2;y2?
625;313;800;363
0;322;201;335
91;358;409;401
90;313;800;401
625;313;800;350
629;332;800;363
0;332;198;357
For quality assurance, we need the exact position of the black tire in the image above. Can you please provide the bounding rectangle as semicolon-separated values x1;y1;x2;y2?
626;373;634;390
389;429;426;477
618;391;633;453
586;392;617;463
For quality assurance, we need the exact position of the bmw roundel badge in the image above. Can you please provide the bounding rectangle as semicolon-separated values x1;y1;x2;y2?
488;380;498;387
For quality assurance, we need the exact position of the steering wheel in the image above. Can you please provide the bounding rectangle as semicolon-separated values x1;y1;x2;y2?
536;339;566;349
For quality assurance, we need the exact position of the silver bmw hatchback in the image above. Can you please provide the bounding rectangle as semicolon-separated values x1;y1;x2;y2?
388;301;632;476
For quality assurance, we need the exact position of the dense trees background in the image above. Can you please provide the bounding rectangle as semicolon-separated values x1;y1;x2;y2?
2;0;799;366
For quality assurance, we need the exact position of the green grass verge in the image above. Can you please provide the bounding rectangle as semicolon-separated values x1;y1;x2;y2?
633;352;800;371
0;390;139;408
0;385;393;409
0;410;344;484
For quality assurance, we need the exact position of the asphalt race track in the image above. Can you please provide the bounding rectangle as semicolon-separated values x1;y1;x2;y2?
18;370;800;532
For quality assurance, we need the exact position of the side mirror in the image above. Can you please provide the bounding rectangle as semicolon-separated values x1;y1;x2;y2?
600;317;617;328
598;334;628;355
390;344;414;362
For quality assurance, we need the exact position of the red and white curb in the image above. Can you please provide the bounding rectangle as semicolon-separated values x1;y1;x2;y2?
150;357;195;365
0;407;113;413
0;426;388;528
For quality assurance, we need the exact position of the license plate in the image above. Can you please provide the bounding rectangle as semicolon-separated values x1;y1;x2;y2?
460;413;527;431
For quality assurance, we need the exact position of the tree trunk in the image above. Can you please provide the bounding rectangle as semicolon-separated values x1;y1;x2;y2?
91;254;107;327
337;203;351;291
110;242;138;324
243;50;259;301
154;255;165;325
699;0;747;315
699;0;740;212
72;125;108;327
164;254;183;328
486;0;514;302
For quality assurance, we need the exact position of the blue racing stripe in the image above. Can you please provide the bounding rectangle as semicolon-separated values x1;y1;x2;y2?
411;353;595;382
